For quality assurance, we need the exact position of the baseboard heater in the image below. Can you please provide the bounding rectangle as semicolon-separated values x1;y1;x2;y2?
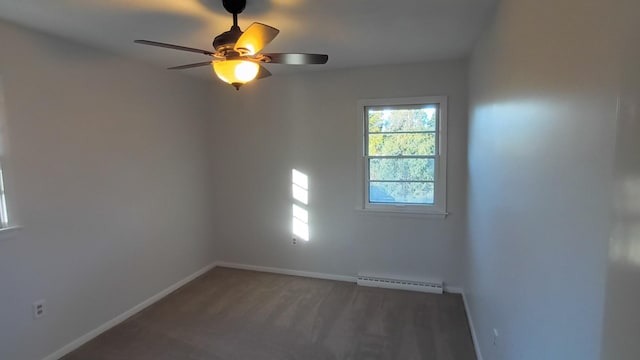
356;275;443;294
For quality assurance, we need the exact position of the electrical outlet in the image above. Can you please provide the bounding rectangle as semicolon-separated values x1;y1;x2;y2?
33;299;46;319
292;238;298;245
492;328;499;346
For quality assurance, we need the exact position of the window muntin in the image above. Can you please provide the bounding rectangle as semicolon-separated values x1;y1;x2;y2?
360;97;447;215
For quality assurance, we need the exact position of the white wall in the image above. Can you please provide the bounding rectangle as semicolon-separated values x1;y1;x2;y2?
3;3;638;360
0;20;216;360
600;1;640;358
209;60;469;287
466;1;624;359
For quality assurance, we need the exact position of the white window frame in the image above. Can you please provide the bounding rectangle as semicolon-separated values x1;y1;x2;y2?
0;161;8;228
357;96;448;217
0;159;20;239
0;79;19;238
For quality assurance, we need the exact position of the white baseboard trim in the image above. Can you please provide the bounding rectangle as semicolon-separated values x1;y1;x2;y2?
216;262;470;296
461;291;483;360
41;262;216;360
215;261;357;283
442;286;482;360
443;285;464;294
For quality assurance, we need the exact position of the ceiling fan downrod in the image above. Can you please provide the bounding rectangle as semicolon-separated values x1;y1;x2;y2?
213;0;247;56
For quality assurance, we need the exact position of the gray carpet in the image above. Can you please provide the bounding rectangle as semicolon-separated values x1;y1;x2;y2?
62;267;477;360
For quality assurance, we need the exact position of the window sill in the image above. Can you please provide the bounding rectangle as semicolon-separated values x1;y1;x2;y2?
355;208;448;219
0;226;22;240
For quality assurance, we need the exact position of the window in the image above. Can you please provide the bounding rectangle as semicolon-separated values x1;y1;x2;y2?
358;96;447;215
0;162;8;227
0;81;11;230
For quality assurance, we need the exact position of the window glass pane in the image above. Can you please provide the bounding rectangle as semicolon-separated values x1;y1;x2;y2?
369;181;434;205
368;133;436;156
368;106;437;133
0;164;8;227
369;158;435;181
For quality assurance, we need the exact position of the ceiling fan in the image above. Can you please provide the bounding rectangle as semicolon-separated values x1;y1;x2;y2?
134;0;329;90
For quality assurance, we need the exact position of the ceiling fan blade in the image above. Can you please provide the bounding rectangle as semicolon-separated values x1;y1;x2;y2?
167;61;213;70
263;53;328;65
234;22;280;55
256;65;272;80
134;40;214;56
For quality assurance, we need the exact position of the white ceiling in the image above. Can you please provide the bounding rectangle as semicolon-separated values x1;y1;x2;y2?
0;0;496;78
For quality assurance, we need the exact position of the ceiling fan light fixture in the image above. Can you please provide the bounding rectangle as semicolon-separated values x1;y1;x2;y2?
135;0;328;90
213;60;260;89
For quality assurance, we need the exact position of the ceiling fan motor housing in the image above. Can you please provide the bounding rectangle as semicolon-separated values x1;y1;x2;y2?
215;0;247;55
213;27;242;55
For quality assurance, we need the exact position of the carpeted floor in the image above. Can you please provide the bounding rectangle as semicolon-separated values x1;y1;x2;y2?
62;267;476;360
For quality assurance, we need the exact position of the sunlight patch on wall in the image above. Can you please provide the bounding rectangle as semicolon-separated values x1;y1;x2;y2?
292;169;309;241
292;204;308;241
292;169;308;205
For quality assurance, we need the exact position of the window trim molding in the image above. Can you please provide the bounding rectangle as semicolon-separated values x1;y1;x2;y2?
356;96;448;217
